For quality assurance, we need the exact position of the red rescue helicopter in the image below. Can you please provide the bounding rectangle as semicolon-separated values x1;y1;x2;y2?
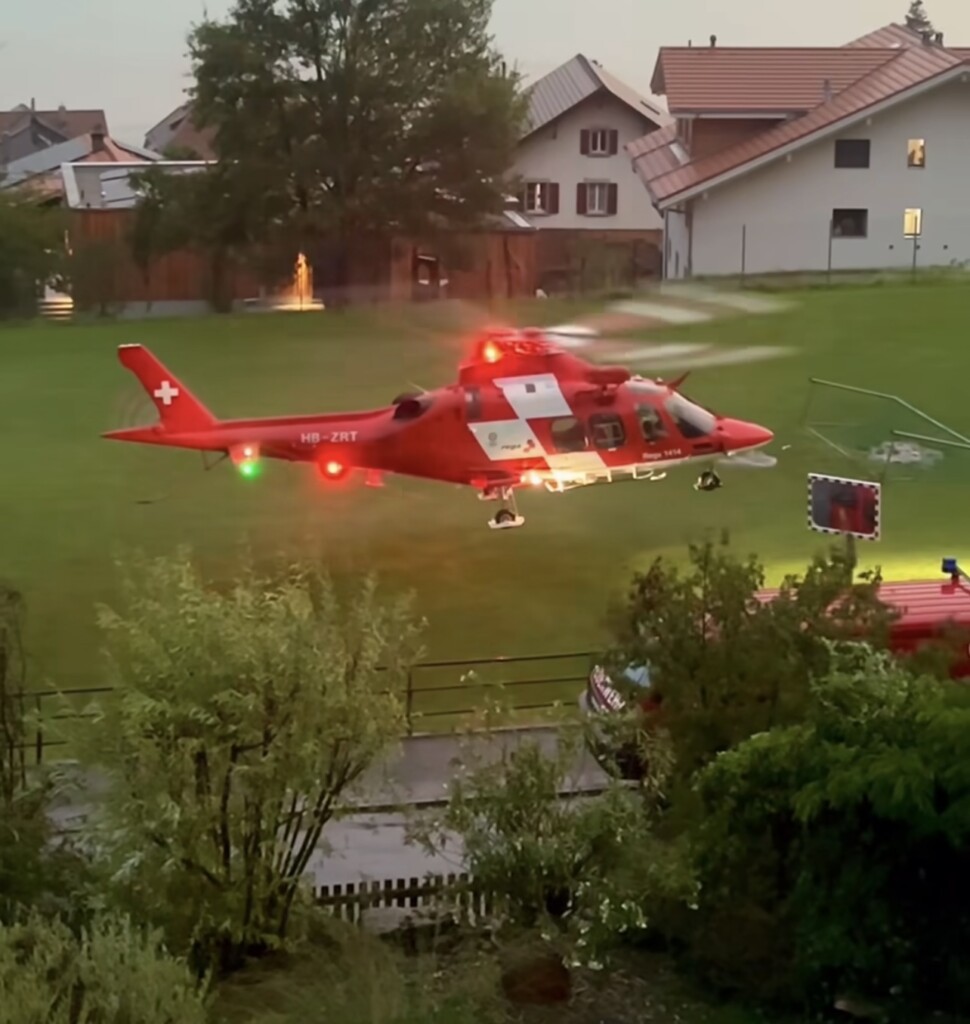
103;327;774;528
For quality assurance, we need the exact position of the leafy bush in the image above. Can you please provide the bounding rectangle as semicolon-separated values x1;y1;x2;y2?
0;910;209;1024
213;919;506;1024
604;536;894;780
74;548;423;974
0;189;67;317
412;728;695;965
0;583;91;925
688;643;970;1017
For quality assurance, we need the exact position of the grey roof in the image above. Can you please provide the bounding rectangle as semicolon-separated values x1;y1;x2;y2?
2;135;93;183
1;135;162;187
144;101;192;150
523;54;671;136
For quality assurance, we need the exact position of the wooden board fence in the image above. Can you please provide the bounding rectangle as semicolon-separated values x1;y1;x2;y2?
313;872;494;924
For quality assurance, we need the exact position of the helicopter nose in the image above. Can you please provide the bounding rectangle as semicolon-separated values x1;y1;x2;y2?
718;418;774;452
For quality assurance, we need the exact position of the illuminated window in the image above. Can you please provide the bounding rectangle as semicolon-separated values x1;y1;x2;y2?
904;208;922;237
907;139;926;167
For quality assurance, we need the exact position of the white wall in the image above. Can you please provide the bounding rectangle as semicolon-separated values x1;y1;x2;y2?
72;164;110;208
663;208;689;278
514;98;663;230
686;77;970;276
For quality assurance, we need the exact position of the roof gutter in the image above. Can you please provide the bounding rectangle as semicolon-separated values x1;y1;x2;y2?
667;109;803;118
655;62;969;210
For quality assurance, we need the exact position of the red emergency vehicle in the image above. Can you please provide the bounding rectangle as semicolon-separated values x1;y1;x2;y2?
582;562;970;779
584;561;970;720
756;570;970;679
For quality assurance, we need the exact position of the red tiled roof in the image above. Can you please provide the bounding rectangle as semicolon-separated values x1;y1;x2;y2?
626;123;683;181
79;137;155;163
631;24;969;208
652;48;898;113
844;23;924;48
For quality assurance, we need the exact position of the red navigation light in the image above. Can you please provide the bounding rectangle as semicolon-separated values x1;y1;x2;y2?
324;460;344;477
482;340;502;363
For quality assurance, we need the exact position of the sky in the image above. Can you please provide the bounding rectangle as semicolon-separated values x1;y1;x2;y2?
1;0;968;144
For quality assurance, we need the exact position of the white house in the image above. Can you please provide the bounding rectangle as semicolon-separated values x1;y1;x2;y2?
513;54;670;230
629;23;970;278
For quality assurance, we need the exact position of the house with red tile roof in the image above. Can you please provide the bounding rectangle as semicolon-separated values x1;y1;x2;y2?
513;54;670;231
628;24;970;278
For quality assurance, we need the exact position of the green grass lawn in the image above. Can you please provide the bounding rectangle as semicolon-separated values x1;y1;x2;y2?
4;283;970;701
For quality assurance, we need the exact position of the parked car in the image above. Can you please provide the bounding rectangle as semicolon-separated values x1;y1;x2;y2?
579;661;661;780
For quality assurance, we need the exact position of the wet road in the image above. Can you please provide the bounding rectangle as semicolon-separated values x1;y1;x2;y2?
48;725;611;887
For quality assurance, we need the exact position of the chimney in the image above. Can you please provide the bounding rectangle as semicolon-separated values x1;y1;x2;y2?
934;31;944;44
921;29;932;44
709;34;717;47
30;97;35;110
822;77;832;102
91;127;105;152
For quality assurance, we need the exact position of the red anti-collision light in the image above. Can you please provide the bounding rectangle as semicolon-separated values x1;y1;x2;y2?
482;341;501;363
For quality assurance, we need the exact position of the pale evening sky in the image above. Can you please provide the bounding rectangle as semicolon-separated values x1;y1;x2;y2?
1;0;967;144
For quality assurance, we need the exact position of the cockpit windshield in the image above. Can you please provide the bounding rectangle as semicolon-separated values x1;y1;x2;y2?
664;393;716;439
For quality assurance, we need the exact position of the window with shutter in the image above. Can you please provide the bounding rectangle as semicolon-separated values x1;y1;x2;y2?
582;182;612;215
607;183;618;215
608;129;619;155
586;129;610;155
580;129;590;155
522;181;552;214
547;182;560;214
576;183;587;215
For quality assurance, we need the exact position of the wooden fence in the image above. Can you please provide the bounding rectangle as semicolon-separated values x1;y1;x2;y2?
313;872;493;924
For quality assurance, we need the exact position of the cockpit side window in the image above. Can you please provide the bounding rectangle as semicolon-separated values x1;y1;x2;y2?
588;413;626;450
665;394;716;439
551;416;588;452
636;403;668;442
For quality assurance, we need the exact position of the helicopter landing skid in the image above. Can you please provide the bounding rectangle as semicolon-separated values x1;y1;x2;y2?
480;486;525;529
488;511;525;530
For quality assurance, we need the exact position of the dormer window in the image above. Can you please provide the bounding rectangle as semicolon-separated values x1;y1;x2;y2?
580;128;618;156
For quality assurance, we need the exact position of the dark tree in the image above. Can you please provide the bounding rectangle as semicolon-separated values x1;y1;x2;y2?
128;163;270;311
184;0;527;298
905;0;935;34
0;189;67;317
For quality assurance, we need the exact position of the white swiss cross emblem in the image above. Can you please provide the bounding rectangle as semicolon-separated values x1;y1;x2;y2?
153;380;179;406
